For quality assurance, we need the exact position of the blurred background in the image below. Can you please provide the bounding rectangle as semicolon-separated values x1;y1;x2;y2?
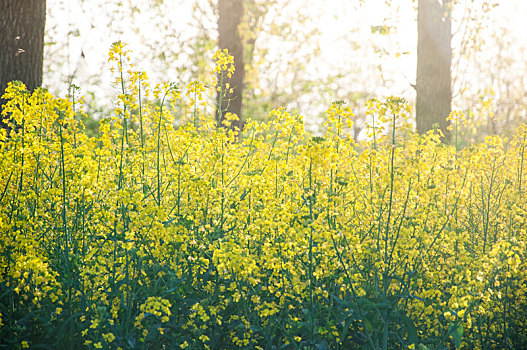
43;0;527;140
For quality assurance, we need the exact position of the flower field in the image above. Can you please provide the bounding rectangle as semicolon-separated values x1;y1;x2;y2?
1;44;526;349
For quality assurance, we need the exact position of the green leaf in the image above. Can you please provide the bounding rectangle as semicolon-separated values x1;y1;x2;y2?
370;25;391;35
311;136;325;143
448;322;463;349
395;315;418;346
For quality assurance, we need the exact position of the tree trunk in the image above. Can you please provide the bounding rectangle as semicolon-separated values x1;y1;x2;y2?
416;0;452;141
0;0;46;130
217;0;244;131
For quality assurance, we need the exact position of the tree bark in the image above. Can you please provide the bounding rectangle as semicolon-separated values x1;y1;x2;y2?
0;0;46;129
416;0;452;141
217;0;245;131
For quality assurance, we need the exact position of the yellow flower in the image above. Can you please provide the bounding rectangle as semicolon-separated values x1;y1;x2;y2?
103;332;115;343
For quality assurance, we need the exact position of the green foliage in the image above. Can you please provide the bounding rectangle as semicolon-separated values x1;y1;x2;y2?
1;45;527;349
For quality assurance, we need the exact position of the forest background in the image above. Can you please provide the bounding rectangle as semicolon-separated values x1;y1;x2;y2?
43;0;526;140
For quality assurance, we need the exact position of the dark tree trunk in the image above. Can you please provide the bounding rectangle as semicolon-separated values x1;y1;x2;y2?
217;0;244;131
416;0;452;141
0;0;46;129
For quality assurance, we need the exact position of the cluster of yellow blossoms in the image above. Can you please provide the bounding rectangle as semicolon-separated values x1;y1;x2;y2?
0;43;526;349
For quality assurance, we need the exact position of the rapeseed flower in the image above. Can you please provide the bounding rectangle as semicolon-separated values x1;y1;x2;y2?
1;45;526;350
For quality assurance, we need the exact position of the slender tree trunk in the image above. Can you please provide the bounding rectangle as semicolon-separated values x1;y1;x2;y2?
0;0;46;130
217;0;244;131
416;0;452;141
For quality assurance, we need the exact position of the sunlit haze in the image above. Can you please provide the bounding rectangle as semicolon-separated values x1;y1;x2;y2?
44;0;527;128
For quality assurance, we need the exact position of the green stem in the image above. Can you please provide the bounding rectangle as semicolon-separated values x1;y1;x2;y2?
217;72;224;127
157;91;169;206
